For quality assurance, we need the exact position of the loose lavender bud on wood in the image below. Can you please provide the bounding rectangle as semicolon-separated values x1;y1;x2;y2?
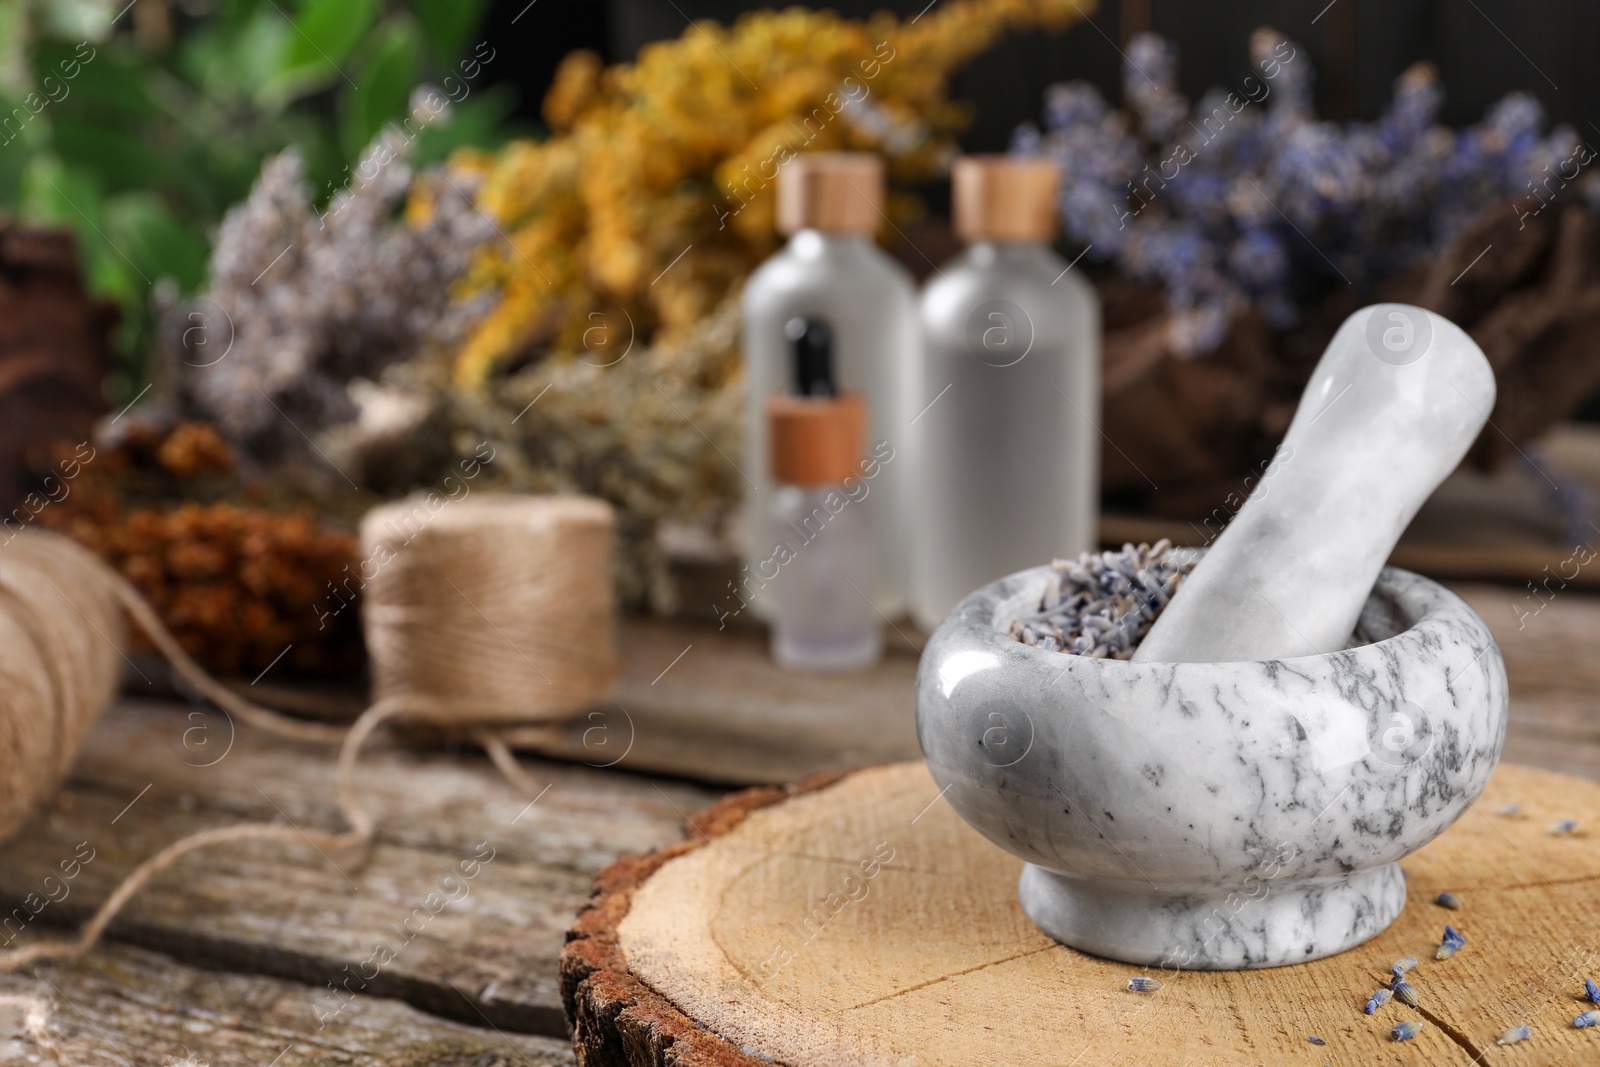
1365;988;1393;1014
1393;980;1419;1007
1392;1021;1423;1042
1435;925;1465;960
1585;978;1600;1005
1574;1010;1600;1029
1435;892;1462;910
1497;1026;1531;1045
1127;976;1162;993
1550;818;1579;836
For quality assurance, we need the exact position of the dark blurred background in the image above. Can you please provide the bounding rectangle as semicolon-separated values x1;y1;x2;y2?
493;0;1592;148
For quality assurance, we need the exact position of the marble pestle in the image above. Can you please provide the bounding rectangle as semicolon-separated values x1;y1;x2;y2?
1134;304;1496;664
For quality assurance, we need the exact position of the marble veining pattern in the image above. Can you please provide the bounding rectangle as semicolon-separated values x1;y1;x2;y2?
916;561;1507;969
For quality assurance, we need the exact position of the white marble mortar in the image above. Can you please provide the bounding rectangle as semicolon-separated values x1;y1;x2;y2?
915;558;1507;969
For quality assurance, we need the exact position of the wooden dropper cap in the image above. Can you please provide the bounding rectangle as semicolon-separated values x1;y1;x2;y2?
952;156;1061;242
768;394;865;486
776;153;883;235
767;318;865;486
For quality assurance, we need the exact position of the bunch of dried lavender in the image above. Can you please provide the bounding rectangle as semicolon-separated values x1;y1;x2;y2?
1022;30;1582;356
1010;540;1194;658
172;99;496;468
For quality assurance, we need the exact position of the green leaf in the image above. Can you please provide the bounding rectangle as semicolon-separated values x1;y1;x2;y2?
51;115;175;192
340;19;422;159
30;40;154;116
181;6;292;104
408;0;490;65
18;158;140;303
0;100;27;206
18;155;101;230
0;94;49;156
103;191;211;291
271;0;381;98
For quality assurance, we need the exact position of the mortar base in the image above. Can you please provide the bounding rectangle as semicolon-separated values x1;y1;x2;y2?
1017;861;1407;970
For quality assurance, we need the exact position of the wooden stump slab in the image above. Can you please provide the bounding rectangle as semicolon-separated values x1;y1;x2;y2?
565;762;1600;1066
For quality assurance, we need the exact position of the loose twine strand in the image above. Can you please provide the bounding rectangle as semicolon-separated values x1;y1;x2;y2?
0;495;617;978
0;558;405;973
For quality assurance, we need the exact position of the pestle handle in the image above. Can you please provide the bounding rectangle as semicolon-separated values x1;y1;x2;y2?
1133;304;1495;664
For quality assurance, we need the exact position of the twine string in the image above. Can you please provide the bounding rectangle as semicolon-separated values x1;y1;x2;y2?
0;496;617;975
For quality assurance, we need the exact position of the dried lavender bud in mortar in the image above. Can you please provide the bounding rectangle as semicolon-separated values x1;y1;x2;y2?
1009;540;1193;659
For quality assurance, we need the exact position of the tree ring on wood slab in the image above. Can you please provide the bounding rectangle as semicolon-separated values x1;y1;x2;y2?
562;760;1600;1066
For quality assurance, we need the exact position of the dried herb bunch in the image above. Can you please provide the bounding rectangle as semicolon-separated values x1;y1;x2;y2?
414;293;745;611
449;0;1098;385
1024;29;1596;502
34;423;362;678
1024;29;1582;356
177;97;497;466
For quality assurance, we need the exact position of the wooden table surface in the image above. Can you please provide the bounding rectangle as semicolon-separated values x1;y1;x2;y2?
0;579;1594;1065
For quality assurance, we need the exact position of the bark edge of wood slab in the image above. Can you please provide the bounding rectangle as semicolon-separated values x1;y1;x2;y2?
562;760;1600;1067
561;770;850;1067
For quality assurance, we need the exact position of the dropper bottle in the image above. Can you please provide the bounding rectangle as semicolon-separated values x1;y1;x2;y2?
763;317;882;672
741;153;916;619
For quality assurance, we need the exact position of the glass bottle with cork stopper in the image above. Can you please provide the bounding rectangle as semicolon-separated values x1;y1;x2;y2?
741;153;916;622
908;155;1101;630
764;317;883;672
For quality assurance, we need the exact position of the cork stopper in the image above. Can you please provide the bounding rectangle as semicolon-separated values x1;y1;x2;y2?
767;393;866;486
952;156;1060;242
776;153;883;235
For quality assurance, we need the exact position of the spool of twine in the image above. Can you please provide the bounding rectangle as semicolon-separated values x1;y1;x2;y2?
0;534;125;842
0;492;619;974
360;494;619;724
0;529;362;973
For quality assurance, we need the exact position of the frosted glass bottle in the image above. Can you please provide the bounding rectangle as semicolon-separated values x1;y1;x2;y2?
768;484;882;671
741;153;916;618
764;321;881;671
908;157;1100;631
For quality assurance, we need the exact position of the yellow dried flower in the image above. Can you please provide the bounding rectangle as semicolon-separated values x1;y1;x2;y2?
451;0;1096;385
544;49;603;131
